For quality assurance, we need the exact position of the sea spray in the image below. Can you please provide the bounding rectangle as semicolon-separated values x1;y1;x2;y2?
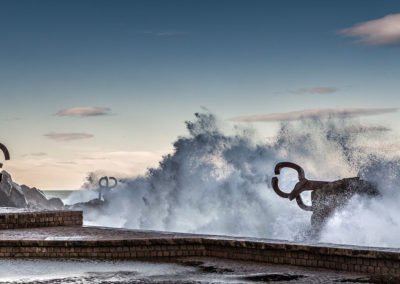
65;112;400;247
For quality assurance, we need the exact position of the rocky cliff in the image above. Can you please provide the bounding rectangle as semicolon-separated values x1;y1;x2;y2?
0;171;64;210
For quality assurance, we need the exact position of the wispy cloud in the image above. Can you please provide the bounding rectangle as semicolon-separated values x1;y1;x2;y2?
44;132;94;141
230;107;398;122
363;141;400;154
21;152;48;158
56;107;111;117
31;152;48;156
139;30;188;37
340;13;400;45
289;87;338;95
344;125;391;133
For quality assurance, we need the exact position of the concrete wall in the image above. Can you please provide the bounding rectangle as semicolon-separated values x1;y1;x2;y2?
0;236;398;276
0;209;398;277
0;210;82;229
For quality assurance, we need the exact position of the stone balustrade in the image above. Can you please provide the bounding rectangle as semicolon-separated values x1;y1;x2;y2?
0;208;82;229
0;209;398;277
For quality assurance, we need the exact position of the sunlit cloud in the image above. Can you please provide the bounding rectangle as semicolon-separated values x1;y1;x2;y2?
230;107;398;122
21;152;48;157
6;150;167;190
289;87;338;94
56;106;111;117
44;132;94;141
344;125;391;133
340;13;400;45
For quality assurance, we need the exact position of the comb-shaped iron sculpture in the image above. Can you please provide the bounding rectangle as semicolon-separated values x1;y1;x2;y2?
272;161;379;238
272;162;332;211
98;176;118;201
271;161;379;211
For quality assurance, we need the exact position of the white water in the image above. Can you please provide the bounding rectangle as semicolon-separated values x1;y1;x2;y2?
66;112;400;248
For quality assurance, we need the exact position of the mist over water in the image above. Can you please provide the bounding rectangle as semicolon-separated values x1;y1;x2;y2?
66;112;400;248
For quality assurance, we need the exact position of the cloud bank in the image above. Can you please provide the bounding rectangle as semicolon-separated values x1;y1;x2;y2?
230;107;398;122
44;132;94;141
340;13;400;45
344;125;391;134
290;87;338;94
56;107;111;117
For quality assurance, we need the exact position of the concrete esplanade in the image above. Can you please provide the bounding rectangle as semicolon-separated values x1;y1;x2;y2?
0;209;399;279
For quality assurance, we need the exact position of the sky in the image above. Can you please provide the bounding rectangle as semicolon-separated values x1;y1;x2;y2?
0;0;399;189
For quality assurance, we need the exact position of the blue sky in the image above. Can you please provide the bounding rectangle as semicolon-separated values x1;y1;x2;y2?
0;0;399;189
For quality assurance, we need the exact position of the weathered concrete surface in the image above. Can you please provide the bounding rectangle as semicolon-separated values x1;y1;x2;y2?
0;257;392;284
0;257;390;284
0;208;82;229
0;224;399;279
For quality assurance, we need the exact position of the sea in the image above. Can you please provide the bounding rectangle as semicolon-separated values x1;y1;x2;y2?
42;190;74;201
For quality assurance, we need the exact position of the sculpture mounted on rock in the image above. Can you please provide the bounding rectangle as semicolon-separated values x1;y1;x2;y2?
69;176;118;212
98;176;117;201
271;162;379;238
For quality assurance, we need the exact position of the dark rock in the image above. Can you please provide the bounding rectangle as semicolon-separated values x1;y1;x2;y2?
68;198;105;210
9;185;28;208
0;171;28;208
0;170;65;210
20;185;48;208
46;197;64;210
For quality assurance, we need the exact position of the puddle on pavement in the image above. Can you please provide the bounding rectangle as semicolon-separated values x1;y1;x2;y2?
0;258;397;284
180;260;234;273
335;276;400;284
239;273;306;282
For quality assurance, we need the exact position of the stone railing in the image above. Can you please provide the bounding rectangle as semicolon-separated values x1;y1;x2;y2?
0;209;82;229
0;232;398;276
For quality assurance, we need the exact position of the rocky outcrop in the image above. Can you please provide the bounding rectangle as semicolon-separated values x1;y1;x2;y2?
67;198;105;210
0;171;64;210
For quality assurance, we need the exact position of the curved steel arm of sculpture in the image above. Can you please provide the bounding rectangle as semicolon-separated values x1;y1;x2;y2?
274;162;305;179
98;176;118;200
295;195;313;212
271;161;329;211
99;176;118;189
0;143;10;168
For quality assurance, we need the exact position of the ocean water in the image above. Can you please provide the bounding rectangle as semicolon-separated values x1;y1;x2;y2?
39;113;400;248
42;190;74;201
64;113;400;248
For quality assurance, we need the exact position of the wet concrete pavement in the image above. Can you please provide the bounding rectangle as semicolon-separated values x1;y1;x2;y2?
0;257;392;284
0;224;398;283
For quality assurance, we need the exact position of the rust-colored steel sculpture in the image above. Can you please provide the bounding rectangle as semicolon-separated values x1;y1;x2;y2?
271;162;330;211
98;176;118;200
0;143;10;169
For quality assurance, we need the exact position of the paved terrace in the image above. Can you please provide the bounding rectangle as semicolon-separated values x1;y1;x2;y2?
0;209;399;283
